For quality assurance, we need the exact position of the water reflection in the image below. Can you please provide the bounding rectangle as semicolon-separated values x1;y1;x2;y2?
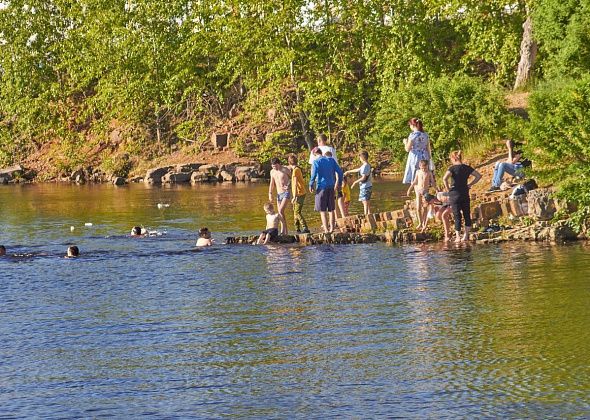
1;184;590;418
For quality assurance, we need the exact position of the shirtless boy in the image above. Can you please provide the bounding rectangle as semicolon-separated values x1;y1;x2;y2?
269;157;291;234
406;159;435;231
256;202;286;245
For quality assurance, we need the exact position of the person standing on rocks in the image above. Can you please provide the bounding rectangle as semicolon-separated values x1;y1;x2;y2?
309;148;344;233
287;154;310;234
442;150;482;243
403;118;434;185
269;157;291;235
309;133;337;165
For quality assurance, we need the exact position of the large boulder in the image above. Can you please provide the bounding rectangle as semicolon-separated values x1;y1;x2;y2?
219;170;235;182
176;163;203;172
527;188;556;220
191;171;209;183
0;164;23;181
71;169;86;184
162;171;192;184
235;166;258;181
145;166;172;184
199;164;219;176
112;176;126;186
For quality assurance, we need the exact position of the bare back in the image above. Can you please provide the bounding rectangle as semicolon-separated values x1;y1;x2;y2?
266;213;281;229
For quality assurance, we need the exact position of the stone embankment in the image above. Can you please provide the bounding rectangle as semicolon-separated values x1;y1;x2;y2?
226;231;435;245
0;162;268;185
333;185;581;244
224;183;583;247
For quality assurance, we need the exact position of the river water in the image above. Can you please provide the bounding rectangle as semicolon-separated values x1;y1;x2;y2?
1;181;589;418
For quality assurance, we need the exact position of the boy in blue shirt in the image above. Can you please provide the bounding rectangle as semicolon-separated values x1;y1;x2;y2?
309;148;344;233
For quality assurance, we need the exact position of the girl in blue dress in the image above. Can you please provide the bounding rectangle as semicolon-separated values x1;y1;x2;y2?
403;118;434;184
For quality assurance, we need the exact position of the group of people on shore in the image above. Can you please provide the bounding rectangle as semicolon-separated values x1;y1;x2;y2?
401;118;528;242
256;134;373;244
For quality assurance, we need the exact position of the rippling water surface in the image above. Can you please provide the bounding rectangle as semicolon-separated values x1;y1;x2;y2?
1;182;590;418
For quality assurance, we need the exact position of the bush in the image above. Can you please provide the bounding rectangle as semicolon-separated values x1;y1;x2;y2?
527;75;590;207
371;75;514;168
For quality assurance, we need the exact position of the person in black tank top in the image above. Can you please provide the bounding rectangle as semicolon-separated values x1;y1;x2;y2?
442;151;482;243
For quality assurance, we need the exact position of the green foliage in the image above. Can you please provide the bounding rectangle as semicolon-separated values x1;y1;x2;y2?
532;0;590;79
251;130;300;164
372;75;514;168
0;0;531;172
527;75;590;207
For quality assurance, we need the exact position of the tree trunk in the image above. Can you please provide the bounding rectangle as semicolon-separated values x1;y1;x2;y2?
513;16;537;91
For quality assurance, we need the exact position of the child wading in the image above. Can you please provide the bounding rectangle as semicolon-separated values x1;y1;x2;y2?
345;151;372;215
196;227;213;246
256;202;286;245
406;159;435;232
287;154;310;234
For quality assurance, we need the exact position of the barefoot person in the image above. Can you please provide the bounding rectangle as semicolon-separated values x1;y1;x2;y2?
309;148;344;233
442;150;482;243
287;154;310;234
268;157;291;234
403;118;434;185
406;159;435;231
345;151;373;215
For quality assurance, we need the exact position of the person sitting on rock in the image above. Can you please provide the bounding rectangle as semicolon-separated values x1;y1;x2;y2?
422;192;453;242
489;139;530;192
256;202;285;245
196;227;214;247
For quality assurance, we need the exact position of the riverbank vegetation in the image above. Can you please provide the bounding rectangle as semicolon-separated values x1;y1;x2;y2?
0;1;589;212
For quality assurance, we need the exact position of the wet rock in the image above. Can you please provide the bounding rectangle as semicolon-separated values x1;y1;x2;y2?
234;166;257;182
162;171;192;184
0;175;9;184
0;164;23;181
219;170;235;182
71;169;86;184
550;220;577;242
128;176;143;183
112;176;126;186
191;171;209;183
199;164;219;176
145;167;172;184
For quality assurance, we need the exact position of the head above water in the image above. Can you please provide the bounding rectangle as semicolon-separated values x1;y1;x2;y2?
263;202;275;213
0;245;5;256
67;246;79;258
131;226;143;236
449;150;463;164
199;227;211;239
409;117;424;132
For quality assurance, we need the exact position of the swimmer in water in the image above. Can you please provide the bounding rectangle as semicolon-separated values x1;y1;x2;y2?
66;246;79;258
196;227;213;247
0;245;6;256
131;226;147;236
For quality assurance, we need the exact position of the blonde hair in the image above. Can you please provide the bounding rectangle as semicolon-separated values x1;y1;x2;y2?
449;150;462;162
263;202;274;212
